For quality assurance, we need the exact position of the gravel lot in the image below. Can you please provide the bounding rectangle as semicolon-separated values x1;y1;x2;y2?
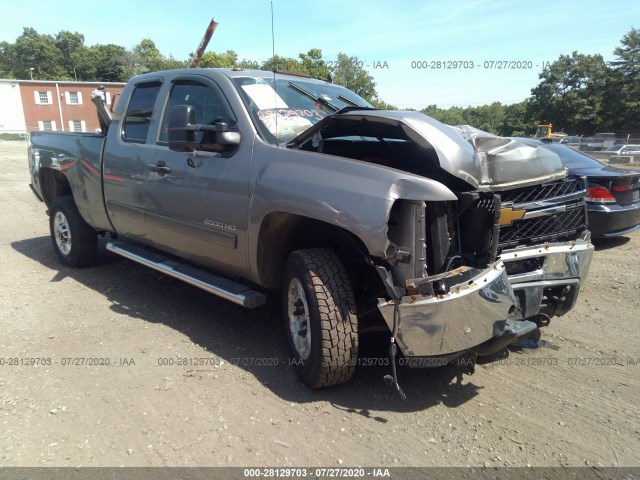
1;139;639;468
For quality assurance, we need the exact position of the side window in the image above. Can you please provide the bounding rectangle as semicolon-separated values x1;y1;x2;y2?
159;80;235;143
123;82;161;143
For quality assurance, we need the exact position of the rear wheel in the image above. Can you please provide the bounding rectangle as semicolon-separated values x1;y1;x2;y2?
49;196;98;267
282;248;359;388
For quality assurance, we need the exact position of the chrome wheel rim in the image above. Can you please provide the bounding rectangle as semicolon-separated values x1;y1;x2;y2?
287;277;311;361
53;211;71;255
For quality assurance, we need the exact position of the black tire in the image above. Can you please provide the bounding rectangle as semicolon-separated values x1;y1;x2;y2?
282;248;358;388
49;196;98;267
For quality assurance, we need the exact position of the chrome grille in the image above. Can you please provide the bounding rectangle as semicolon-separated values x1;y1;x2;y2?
499;204;586;248
498;179;587;249
500;178;584;206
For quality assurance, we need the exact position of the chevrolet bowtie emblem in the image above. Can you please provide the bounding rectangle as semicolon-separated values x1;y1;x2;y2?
499;207;526;226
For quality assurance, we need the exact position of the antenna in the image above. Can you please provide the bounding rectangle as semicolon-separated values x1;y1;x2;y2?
271;1;276;59
271;0;279;146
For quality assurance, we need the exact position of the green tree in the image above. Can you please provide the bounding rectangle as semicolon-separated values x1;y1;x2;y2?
609;28;640;132
129;38;164;75
499;101;534;136
198;50;238;68
298;48;330;81
8;27;67;80
597;67;627;132
527;51;609;133
0;41;14;77
611;27;640;77
461;103;505;134
160;55;188;70
369;98;397;109
261;54;304;73
420;105;465;125
55;30;91;80
331;53;377;102
89;44;129;82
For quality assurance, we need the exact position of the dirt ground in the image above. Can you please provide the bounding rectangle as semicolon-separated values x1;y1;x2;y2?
1;139;639;468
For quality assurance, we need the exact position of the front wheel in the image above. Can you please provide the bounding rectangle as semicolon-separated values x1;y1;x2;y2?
49;196;98;267
282;249;359;388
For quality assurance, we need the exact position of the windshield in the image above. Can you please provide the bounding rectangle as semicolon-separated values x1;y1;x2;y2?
232;76;372;144
535;126;550;137
605;144;624;151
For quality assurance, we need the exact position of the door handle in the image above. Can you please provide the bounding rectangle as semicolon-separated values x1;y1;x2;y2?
148;162;172;175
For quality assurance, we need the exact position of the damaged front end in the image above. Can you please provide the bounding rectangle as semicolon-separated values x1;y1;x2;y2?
375;195;537;366
285;110;546;368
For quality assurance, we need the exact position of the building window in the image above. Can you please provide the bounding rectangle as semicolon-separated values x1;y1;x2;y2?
65;91;83;105
38;120;57;131
69;120;86;132
35;91;52;104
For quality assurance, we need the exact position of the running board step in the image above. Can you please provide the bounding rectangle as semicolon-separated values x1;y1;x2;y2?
106;241;267;309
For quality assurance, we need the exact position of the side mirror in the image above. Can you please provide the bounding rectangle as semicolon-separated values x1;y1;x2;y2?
168;105;241;153
207;122;242;149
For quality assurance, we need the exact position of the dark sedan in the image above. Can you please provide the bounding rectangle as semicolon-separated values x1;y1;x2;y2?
546;144;640;237
514;139;640;238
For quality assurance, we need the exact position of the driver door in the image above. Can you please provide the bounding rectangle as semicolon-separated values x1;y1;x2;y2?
143;76;251;276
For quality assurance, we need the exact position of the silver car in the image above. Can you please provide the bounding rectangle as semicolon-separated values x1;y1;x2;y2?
605;144;640;157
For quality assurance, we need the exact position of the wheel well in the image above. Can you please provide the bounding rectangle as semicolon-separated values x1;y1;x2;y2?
257;213;374;289
39;168;72;207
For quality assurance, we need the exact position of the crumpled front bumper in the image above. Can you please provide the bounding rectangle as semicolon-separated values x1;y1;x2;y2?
501;231;594;319
377;260;528;358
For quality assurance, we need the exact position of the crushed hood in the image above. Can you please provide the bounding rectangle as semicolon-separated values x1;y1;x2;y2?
288;110;567;190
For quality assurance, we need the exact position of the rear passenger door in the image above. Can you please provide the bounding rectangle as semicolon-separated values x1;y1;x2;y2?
103;79;162;242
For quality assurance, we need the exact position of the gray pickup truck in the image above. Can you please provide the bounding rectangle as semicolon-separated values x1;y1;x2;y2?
28;68;593;389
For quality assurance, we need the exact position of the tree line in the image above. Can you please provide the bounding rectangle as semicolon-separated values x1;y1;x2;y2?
418;28;638;136
1;27;637;135
0;28;388;108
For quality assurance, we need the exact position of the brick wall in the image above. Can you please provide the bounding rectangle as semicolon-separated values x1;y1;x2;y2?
19;81;125;133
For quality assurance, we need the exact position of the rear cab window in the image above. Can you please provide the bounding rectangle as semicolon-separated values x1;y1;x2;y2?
122;81;162;143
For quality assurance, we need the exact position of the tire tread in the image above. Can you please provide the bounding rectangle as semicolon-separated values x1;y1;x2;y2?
49;196;98;268
286;248;358;388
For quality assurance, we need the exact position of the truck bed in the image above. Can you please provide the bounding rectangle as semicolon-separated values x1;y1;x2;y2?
29;131;112;231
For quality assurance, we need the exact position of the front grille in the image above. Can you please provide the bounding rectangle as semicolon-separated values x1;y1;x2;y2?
499;203;586;249
497;179;587;250
500;178;584;205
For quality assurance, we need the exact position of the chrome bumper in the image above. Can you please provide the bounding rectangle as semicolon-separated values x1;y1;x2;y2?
501;231;594;319
377;260;519;357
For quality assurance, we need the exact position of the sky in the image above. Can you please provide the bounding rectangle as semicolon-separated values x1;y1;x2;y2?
1;0;637;109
